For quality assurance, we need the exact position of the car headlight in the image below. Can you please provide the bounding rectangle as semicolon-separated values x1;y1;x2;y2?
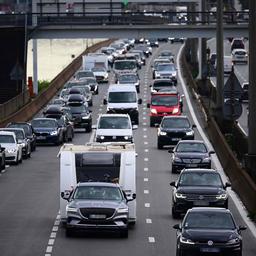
117;207;129;213
104;74;108;78
227;238;239;244
159;131;167;136
202;157;211;163
7;148;17;153
172;108;179;114
151;109;157;114
20;142;26;147
175;192;187;199
174;156;182;162
124;136;132;140
50;131;58;136
82;115;90;119
155;74;160;78
180;236;195;244
100;136;105;140
66;206;78;213
216;193;228;200
186;131;194;136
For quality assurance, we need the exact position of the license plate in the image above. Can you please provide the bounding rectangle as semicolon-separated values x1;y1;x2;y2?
172;138;181;141
89;214;106;219
37;136;46;140
187;164;197;167
194;201;209;206
201;248;220;253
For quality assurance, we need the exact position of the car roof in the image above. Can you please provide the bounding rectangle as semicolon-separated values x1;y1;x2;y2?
162;115;189;120
32;118;57;121
188;207;231;213
108;84;137;92
181;168;218;173
177;140;205;144
99;113;129;118
0;127;25;133
77;182;120;188
0;131;16;136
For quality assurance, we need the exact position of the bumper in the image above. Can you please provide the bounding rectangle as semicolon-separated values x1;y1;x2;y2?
96;136;133;143
73;120;91;128
5;152;18;163
158;134;194;146
150;113;181;125
172;162;211;172
36;135;59;144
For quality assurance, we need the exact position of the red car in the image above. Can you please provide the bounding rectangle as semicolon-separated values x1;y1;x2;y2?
147;92;183;127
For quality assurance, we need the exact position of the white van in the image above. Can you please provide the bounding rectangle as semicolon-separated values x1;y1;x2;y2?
59;143;137;224
103;85;142;125
82;53;109;71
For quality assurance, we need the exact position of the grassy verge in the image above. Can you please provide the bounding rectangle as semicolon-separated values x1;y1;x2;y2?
38;80;50;93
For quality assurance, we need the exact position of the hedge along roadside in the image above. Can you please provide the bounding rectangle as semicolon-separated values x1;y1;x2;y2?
0;39;114;128
180;44;256;214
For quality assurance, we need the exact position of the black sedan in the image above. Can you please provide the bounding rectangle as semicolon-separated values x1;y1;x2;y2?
31;118;64;145
169;140;215;173
173;207;246;256
170;168;231;218
157;116;196;149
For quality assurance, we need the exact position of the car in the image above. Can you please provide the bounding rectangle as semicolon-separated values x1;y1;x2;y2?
170;168;231;218
134;44;152;57
231;49;248;64
43;106;74;142
153;63;177;84
146;38;159;47
241;82;248;101
62;182;135;238
159;50;175;63
67;102;92;132
0;144;6;171
113;59;138;76
74;70;95;81
0;128;31;159
151;58;171;74
169;38;185;44
130;49;146;65
104;84;142;125
91;66;109;83
169;140;215;173
157;116;196;149
173;207;246;256
100;46;115;66
150;79;177;93
51;98;66;107
94;114;136;143
31;118;64;145
231;38;245;51
59;89;70;102
6;122;37;151
116;73;140;93
78;77;99;95
148;91;183;127
0;131;22;165
71;85;93;106
67;94;86;106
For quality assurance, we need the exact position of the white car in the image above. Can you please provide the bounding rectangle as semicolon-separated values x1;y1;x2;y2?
214;56;233;75
231;49;248;64
94;114;136;143
91;67;109;83
0;131;22;164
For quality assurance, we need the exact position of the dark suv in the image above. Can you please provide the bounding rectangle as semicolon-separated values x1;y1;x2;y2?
62;182;135;238
157;116;196;149
170;168;231;218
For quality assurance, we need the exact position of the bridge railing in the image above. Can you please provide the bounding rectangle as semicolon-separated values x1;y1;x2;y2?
0;11;249;27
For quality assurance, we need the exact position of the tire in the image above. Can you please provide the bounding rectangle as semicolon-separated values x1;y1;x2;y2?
120;228;128;238
172;165;177;174
157;141;163;149
19;155;22;164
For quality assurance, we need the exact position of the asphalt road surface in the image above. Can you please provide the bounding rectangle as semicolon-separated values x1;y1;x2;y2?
0;41;255;256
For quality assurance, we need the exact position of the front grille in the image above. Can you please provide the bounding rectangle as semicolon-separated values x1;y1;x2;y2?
99;136;131;142
6;156;15;160
185;194;218;201
35;132;49;136
80;208;115;219
166;131;186;137
182;158;202;164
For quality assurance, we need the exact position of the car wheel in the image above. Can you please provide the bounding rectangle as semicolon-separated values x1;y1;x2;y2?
157;141;163;149
120;228;128;238
19;155;22;164
172;207;180;219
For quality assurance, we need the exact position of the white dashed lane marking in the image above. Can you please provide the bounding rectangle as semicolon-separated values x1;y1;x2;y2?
144;141;148;145
144;178;149;182
143;122;147;125
145;203;150;208
144;149;149;152
144;167;149;172
144;190;149;194
143;128;147;131
143;135;147;138
148;237;155;243
146;218;152;224
144;158;149;161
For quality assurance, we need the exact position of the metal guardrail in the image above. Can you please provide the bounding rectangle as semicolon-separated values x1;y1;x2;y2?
0;11;250;27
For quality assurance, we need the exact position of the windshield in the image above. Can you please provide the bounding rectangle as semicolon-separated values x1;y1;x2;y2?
119;74;137;83
176;142;207;153
5;130;24;140
73;186;123;201
98;116;131;129
109;91;136;103
0;134;15;143
151;95;178;106
7;124;31;136
162;118;190;128
68;105;87;114
76;71;94;80
156;64;176;71
160;51;173;57
31;119;57;128
179;172;222;187
184;212;235;229
114;60;136;70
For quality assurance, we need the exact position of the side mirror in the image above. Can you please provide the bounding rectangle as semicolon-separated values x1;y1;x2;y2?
238;225;247;231
192;124;196;129
61;191;71;201
209;150;215;155
147;103;150;108
225;182;231;188
168;149;174;154
173;224;181;230
138;98;142;104
132;125;138;130
126;193;136;202
149;84;152;87
103;98;107;105
170;181;176;187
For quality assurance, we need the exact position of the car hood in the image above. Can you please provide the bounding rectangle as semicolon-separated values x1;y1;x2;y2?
177;186;225;195
96;129;132;137
155;70;177;76
70;199;126;209
0;143;17;149
183;228;238;243
108;103;138;109
175;152;209;158
161;127;191;132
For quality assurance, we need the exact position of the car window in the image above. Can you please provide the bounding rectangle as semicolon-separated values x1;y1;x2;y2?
98;117;131;129
31;119;57;128
162;118;190;128
184;212;236;229
151;95;178;106
73;186;123;201
0;135;15;143
176;142;207;153
108;92;136;103
179;172;222;187
68;105;87;114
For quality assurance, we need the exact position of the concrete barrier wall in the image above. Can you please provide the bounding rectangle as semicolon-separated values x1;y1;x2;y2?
180;46;256;213
0;39;113;127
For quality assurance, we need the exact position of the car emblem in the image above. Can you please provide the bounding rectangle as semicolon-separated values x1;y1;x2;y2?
112;136;116;139
199;195;204;200
190;159;193;163
208;240;213;246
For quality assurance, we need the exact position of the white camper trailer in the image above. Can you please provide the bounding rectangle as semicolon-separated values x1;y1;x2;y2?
59;143;136;224
82;53;109;71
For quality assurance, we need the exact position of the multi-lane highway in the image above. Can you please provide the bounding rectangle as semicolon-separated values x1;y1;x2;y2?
0;41;255;256
208;38;249;135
